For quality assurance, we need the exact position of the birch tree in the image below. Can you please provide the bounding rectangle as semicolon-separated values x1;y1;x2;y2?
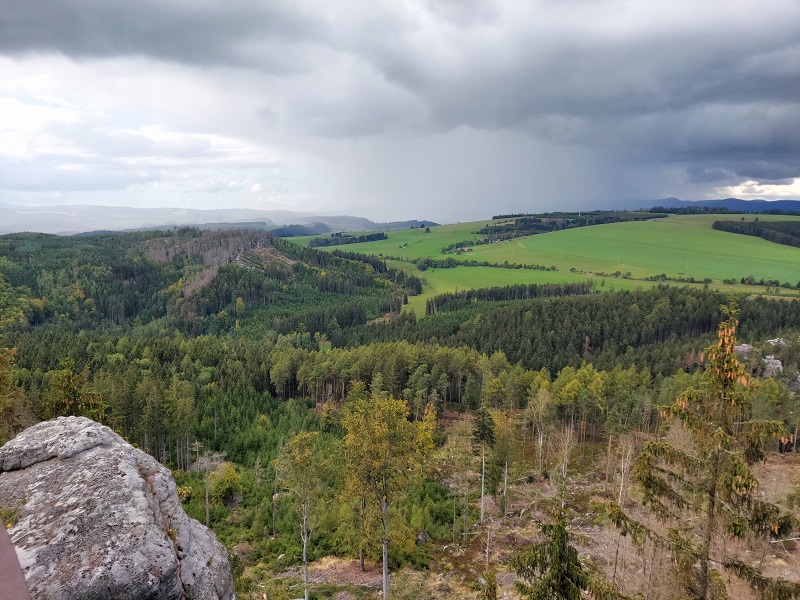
342;390;430;600
275;431;326;600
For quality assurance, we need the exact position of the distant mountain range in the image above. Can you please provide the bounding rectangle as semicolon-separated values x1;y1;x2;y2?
0;203;436;235
618;197;800;213
1;198;797;236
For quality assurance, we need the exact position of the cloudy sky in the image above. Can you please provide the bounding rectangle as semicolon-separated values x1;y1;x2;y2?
1;0;799;222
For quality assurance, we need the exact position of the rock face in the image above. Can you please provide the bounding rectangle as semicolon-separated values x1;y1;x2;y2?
0;417;235;600
762;355;783;378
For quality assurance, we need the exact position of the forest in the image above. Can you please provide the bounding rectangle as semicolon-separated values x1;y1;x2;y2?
476;212;667;242
713;219;800;249
1;227;800;599
309;232;389;247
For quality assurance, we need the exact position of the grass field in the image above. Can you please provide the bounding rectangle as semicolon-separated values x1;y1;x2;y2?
469;215;800;282
386;260;595;314
292;214;800;314
292;221;491;260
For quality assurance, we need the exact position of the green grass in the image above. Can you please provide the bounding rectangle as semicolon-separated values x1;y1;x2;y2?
291;221;492;260
389;261;593;314
291;215;800;314
467;215;800;283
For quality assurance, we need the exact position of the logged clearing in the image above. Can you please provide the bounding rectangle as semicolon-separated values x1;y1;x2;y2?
276;439;800;600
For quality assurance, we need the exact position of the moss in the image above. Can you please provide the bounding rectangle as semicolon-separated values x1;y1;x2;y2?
1;499;25;528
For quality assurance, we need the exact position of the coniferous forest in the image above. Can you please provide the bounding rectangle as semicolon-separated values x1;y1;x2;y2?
2;227;800;600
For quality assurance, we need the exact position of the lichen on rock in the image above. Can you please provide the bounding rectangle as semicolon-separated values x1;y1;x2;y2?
0;416;235;600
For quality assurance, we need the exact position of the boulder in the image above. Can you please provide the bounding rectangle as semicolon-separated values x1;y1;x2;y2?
762;355;783;378
0;416;235;600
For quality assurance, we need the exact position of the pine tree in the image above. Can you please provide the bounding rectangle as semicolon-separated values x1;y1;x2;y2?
609;303;800;599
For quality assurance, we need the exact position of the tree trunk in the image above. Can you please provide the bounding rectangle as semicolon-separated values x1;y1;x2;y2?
538;429;544;475
480;444;486;523
698;459;719;600
502;461;508;517
605;434;613;497
205;467;210;528
302;505;310;600
485;521;491;569
359;497;366;572
381;499;389;600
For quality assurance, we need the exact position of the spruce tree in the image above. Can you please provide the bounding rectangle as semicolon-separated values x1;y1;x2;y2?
609;303;800;599
512;508;589;600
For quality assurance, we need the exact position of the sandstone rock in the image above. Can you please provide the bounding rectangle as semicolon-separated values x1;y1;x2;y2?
734;343;754;357
762;355;783;378
0;416;235;600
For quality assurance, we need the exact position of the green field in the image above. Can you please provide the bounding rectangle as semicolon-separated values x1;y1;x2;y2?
385;260;596;314
292;214;800;314
469;215;800;282
292;221;491;260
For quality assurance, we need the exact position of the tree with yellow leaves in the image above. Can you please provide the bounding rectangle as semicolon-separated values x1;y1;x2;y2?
609;303;799;599
342;386;433;600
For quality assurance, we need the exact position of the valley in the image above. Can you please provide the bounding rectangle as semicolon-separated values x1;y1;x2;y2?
293;214;800;315
1;211;799;600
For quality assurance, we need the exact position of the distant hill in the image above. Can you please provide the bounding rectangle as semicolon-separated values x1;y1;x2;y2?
0;203;437;235
620;197;800;213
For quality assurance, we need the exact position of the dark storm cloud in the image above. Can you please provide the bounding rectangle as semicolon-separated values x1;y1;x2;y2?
2;0;799;217
0;0;326;72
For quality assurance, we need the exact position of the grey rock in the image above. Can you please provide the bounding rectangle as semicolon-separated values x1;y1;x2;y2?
734;343;754;357
0;416;235;600
762;355;783;378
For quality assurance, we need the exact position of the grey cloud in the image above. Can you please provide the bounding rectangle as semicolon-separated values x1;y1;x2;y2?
2;0;799;218
52;126;216;160
687;166;736;184
0;156;157;192
0;0;326;73
728;160;800;184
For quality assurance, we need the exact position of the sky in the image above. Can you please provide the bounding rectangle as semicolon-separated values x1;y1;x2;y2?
1;0;799;223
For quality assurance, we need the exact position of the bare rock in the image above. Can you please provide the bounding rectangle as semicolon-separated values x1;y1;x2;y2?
734;343;754;357
762;355;783;378
0;416;235;600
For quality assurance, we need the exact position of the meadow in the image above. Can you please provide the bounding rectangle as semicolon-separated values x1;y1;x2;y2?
294;214;800;313
292;220;491;260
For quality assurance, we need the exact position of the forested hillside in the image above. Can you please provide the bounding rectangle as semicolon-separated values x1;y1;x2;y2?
1;227;799;600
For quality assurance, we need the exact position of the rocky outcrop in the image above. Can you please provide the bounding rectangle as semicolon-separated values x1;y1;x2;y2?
762;355;783;378
0;417;235;600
